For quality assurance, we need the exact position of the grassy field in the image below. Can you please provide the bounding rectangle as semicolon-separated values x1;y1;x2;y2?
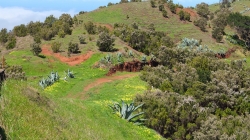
0;46;163;139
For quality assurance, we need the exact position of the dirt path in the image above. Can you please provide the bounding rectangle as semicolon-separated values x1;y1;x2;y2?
41;44;93;66
67;73;139;99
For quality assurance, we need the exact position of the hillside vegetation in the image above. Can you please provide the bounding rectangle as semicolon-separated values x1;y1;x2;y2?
0;0;250;139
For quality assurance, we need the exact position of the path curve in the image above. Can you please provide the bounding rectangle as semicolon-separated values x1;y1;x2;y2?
41;44;93;66
67;73;139;99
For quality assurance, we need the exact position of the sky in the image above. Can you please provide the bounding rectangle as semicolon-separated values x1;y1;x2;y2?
0;0;219;30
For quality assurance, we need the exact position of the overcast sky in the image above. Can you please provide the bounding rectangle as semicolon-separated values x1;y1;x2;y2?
0;0;219;30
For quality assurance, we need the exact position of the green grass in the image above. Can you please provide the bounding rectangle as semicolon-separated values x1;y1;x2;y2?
1;43;163;139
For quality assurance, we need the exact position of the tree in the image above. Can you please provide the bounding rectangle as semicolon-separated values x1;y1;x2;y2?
0;28;8;44
120;0;128;3
44;15;57;27
30;43;42;56
59;13;73;26
13;24;27;37
227;12;250;49
196;2;210;19
26;21;42;36
97;32;115;52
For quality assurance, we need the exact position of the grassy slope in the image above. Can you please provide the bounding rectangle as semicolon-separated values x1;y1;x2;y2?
1;1;250;139
0;47;163;139
79;2;228;50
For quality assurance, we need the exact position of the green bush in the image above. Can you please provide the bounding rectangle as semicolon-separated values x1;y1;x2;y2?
51;41;61;53
84;21;96;34
212;27;223;42
196;2;210;19
13;24;27;37
0;28;8;44
68;42;79;54
33;36;41;44
194;18;207;32
162;10;168;18
30;43;42;56
159;4;164;11
6;35;16;50
150;0;156;8
184;12;191;21
78;36;86;44
58;29;66;38
179;10;185;20
96;32;115;52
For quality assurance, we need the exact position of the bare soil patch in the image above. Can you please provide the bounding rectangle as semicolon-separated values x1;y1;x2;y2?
41;44;93;66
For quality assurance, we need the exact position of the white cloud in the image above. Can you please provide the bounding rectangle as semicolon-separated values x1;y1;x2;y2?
0;7;77;30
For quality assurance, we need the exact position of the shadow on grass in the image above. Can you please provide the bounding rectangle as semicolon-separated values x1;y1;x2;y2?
0;126;6;140
38;54;46;58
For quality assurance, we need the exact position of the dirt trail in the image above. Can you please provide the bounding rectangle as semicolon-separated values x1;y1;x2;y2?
67;73;139;99
41;44;93;66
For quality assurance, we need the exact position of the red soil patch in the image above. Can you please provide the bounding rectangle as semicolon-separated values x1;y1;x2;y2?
96;23;114;31
176;8;199;18
41;44;93;66
67;73;138;99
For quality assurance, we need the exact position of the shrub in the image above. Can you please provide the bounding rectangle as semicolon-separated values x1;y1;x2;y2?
78;36;86;44
184;12;191;21
6;35;16;50
168;2;176;14
84;21;96;34
150;0;156;8
51;41;61;53
196;2;210;18
179;10;185;20
96;32;115;52
58;29;66;38
212;27;223;42
5;65;26;80
68;42;79;54
30;43;42;56
33;36;41;44
194;18;207;32
159;4;164;11
162;10;168;18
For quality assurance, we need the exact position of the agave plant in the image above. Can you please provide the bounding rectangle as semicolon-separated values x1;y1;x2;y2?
109;100;145;125
39;71;60;89
128;50;134;57
141;55;147;63
65;69;74;78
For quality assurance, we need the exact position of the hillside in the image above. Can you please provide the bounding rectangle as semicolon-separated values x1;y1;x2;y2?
1;0;250;139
